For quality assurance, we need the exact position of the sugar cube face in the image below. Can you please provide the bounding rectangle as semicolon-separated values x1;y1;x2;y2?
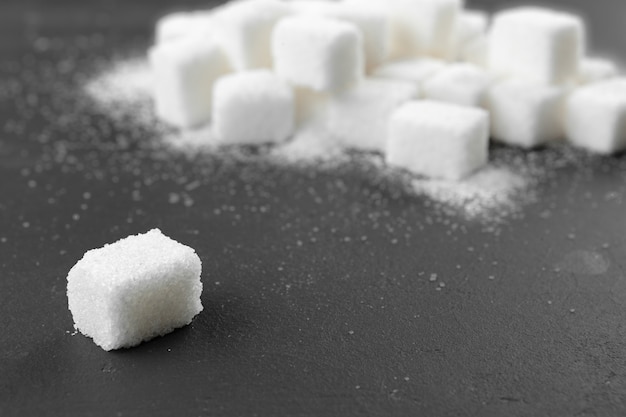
386;101;489;180
149;38;229;129
327;78;418;152
449;10;488;60
489;7;585;85
213;70;294;144
273;16;363;92
460;35;488;68
294;87;329;127
155;11;216;44
423;64;492;108
290;1;390;71
565;79;626;154
212;0;291;71
579;58;619;85
372;58;445;91
67;229;203;351
385;0;462;59
486;80;565;148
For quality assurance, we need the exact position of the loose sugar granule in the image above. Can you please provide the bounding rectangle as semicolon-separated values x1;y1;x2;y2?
411;165;529;222
83;56;155;126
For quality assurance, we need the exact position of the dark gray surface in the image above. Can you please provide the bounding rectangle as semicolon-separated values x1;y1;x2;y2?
2;1;626;416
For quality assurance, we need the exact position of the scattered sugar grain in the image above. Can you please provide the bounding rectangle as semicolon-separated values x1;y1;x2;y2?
83;56;155;126
410;165;530;223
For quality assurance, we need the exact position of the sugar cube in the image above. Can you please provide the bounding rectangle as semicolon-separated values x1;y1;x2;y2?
272;16;364;92
486;80;565;148
293;87;329;127
212;0;291;71
212;70;294;144
386;101;489;180
449;10;488;60
579;58;619;85
155;11;215;44
460;35;488;68
351;0;461;59
67;229;203;351
289;1;390;71
372;58;446;92
565;78;626;154
488;7;585;85
149;38;229;129
423;63;492;108
327;78;418;152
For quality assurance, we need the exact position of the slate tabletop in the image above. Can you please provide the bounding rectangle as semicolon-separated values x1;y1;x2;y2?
2;0;626;416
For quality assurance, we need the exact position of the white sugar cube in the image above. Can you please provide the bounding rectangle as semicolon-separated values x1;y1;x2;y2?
565;78;626;154
486;80;565;148
212;0;291;71
579;58;619;85
351;0;461;59
392;0;462;59
488;7;585;85
423;63;492;108
155;11;215;44
386;101;489;180
67;229;203;351
372;58;445;92
327;78;418;152
294;87;329;127
449;10;488;60
149;38;229;129
213;70;294;144
289;1;390;71
460;35;488;68
272;16;364;92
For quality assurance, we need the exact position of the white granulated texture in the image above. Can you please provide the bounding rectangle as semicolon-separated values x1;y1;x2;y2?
80;55;557;225
270;122;346;166
410;165;530;222
83;56;155;126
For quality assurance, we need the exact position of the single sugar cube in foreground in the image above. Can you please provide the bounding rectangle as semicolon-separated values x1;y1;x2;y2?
423;63;492;108
149;38;229;129
213;70;294;144
486;80;565;148
272;16;364;92
327;78;418;152
489;7;585;85
67;229;203;351
565;78;626;154
386;101;489;181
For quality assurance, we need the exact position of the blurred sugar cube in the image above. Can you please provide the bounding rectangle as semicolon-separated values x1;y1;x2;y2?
327;78;418;152
387;101;489;180
486;80;566;148
489;7;585;85
212;0;291;71
565;78;626;154
272;16;364;92
372;57;445;92
212;70;294;144
423;63;492;108
149;38;229;128
289;1;391;71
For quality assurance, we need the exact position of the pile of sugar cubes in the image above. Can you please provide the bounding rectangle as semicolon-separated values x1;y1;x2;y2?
67;229;203;350
150;0;625;180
